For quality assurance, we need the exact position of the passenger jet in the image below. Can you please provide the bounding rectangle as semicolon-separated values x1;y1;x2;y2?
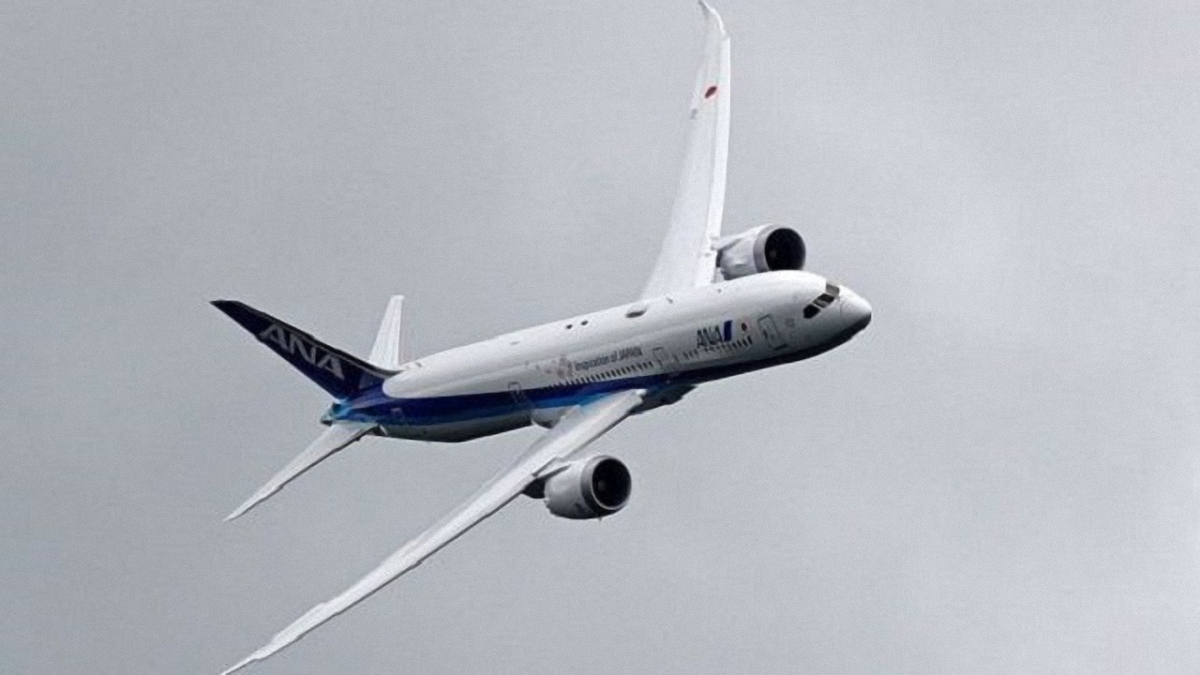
215;3;871;672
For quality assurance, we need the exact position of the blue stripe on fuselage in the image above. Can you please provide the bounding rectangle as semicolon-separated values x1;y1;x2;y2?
333;323;859;429
333;374;665;426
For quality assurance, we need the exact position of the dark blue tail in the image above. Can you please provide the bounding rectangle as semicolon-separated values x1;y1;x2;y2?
212;300;394;399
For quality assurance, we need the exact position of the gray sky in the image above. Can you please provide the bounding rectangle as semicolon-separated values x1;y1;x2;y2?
3;1;1199;673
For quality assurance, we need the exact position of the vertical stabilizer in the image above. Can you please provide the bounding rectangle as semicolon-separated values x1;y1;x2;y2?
212;300;394;399
368;295;405;370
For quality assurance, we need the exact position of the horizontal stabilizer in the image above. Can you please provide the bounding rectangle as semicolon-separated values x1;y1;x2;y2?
368;295;405;370
225;422;375;521
212;300;395;400
218;390;646;675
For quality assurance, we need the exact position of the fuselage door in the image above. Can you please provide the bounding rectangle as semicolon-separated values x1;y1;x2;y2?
652;346;675;372
508;381;531;412
757;315;786;350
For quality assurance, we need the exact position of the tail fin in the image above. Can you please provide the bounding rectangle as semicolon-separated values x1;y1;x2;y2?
212;300;395;399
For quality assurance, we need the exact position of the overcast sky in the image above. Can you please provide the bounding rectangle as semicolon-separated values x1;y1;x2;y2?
3;1;1199;673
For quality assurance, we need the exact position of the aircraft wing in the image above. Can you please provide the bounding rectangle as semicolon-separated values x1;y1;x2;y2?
220;389;646;675
640;1;731;300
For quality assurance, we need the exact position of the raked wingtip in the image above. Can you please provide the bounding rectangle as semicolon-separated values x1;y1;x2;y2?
698;0;726;33
223;496;260;522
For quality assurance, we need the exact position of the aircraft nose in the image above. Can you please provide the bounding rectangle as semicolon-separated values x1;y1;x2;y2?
839;287;872;333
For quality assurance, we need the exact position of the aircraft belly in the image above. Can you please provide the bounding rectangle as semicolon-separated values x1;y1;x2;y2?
379;412;532;443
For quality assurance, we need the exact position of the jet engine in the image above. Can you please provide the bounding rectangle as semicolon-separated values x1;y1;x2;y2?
537;455;632;520
716;224;806;280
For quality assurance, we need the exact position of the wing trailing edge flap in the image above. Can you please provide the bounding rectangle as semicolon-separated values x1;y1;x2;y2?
224;421;376;522
218;389;646;675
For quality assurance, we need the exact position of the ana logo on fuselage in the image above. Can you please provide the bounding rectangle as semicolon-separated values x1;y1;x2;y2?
696;320;733;348
257;324;345;380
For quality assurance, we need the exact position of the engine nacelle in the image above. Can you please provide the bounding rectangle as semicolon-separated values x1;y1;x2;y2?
541;455;631;520
716;224;806;280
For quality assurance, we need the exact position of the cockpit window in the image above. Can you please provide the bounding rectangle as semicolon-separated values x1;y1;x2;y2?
804;283;841;319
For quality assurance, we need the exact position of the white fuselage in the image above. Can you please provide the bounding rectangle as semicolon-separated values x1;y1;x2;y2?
336;271;870;441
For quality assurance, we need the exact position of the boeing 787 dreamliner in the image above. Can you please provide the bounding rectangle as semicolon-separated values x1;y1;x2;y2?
214;3;871;672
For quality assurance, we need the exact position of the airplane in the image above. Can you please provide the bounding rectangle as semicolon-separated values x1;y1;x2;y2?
213;2;871;673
